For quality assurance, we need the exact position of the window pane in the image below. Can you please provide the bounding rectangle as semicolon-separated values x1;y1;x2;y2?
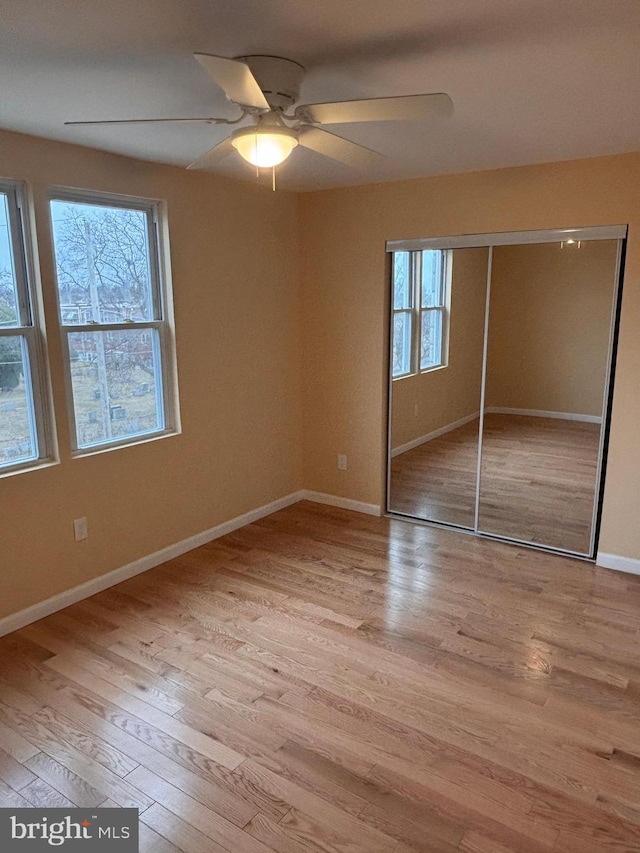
393;312;412;377
68;328;163;448
0;193;20;327
51;200;154;324
0;336;37;466
422;250;443;307
421;309;443;369
393;252;411;309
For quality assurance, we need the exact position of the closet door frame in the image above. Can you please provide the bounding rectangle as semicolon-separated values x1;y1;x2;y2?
386;224;627;558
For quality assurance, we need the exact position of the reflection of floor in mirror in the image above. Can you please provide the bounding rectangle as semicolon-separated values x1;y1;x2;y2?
390;414;601;554
390;419;480;529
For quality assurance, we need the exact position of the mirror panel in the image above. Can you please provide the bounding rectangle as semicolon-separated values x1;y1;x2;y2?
388;247;489;527
478;240;619;553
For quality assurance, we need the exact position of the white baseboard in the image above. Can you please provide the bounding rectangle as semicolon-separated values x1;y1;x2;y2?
0;488;382;639
596;552;640;576
301;490;382;517
0;490;306;639
485;407;601;424
391;412;480;457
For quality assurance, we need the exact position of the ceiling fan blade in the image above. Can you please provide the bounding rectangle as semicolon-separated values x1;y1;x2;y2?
297;93;453;125
65;117;227;126
187;137;235;170
298;127;382;168
194;53;269;110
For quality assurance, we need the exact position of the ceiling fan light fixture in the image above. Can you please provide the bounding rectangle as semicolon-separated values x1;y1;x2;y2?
231;126;298;168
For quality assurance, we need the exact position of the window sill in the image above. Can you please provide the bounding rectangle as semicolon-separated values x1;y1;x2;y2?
0;456;60;480
71;427;181;460
392;363;448;381
420;363;448;375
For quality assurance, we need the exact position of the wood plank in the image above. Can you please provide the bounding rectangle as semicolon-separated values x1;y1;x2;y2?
0;745;37;791
20;777;78;809
0;778;33;808
141;802;229;853
129;766;272;853
31;705;139;777
0;718;41;763
44;654;244;770
138;821;183;853
236;759;400;852
23;753;106;808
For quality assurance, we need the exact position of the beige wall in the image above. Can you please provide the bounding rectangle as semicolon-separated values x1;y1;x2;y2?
486;241;618;416
391;247;488;449
299;153;640;559
0;129;302;620
3;132;640;624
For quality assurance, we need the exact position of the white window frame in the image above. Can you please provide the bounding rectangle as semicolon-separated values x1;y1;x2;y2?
49;187;179;455
0;179;55;476
391;249;449;379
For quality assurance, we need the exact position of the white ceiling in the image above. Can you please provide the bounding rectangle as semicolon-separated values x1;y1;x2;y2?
1;0;639;191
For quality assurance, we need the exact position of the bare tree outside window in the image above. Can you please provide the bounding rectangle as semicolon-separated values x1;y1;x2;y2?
50;195;174;451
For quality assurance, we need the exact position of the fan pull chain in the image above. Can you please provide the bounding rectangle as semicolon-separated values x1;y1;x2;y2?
255;131;259;181
272;166;276;192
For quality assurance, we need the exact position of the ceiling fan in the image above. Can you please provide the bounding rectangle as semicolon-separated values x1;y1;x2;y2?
65;54;453;174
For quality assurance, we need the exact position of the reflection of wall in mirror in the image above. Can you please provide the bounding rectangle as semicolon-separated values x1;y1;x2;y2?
485;241;617;419
391;247;488;452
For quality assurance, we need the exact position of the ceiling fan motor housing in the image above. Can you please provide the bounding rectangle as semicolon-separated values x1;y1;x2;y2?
236;55;305;110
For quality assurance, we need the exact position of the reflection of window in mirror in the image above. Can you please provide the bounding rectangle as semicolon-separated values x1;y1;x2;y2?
392;250;449;379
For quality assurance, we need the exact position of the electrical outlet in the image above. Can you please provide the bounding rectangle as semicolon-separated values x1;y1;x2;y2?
414;403;419;417
337;453;347;471
74;517;88;541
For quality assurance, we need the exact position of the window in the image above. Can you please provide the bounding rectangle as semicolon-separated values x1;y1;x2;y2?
392;249;448;378
50;191;177;453
0;180;53;473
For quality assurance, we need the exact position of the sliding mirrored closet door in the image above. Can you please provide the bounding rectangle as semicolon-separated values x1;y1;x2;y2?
478;240;620;553
387;227;625;557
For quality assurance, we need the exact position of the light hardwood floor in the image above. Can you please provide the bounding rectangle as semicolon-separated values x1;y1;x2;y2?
1;501;640;852
390;414;601;553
